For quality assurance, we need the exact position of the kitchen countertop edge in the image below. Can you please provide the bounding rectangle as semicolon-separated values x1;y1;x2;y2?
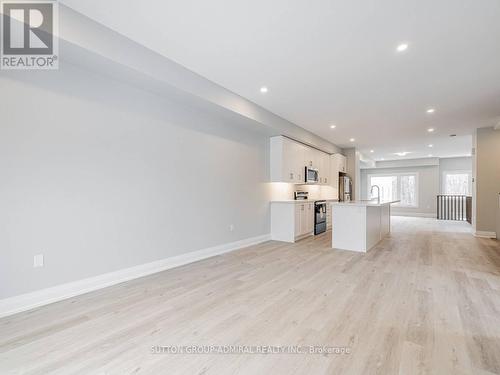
330;200;400;207
270;199;339;204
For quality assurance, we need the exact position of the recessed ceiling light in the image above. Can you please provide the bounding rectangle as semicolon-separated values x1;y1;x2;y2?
396;43;409;52
427;128;435;132
426;108;435;114
380;158;385;161
370;150;374;153
330;124;336;129
428;154;433;157
428;144;433;148
349;138;355;142
260;86;268;93
394;152;411;156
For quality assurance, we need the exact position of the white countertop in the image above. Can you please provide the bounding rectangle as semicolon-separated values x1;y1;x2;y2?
270;199;338;204
330;199;400;207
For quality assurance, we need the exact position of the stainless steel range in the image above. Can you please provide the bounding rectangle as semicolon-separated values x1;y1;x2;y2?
314;200;327;235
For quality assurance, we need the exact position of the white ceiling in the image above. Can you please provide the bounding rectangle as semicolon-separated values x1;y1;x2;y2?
62;0;500;160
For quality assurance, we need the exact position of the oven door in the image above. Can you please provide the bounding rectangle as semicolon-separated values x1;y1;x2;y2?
315;203;326;224
306;167;319;183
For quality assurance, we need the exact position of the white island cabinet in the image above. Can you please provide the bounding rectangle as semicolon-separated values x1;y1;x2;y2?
331;200;399;252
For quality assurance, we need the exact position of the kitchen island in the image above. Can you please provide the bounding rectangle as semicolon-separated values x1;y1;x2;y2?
331;200;399;252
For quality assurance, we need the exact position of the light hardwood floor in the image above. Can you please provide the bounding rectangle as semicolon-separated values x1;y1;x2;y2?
1;217;500;375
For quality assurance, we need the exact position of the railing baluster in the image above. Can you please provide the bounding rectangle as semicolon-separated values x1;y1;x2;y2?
438;195;441;219
437;195;471;222
453;196;455;220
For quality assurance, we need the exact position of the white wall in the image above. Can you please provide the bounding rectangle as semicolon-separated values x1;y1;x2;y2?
0;63;271;299
474;127;500;235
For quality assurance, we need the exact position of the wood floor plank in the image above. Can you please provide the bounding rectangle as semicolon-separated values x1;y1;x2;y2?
0;217;499;374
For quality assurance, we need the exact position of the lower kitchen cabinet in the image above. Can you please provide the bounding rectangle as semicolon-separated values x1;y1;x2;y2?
271;201;314;243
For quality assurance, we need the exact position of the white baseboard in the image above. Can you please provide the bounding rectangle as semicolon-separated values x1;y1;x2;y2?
392;211;436;218
0;233;271;318
474;231;497;239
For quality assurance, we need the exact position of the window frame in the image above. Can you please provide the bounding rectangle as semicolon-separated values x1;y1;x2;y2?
367;172;419;208
441;170;472;196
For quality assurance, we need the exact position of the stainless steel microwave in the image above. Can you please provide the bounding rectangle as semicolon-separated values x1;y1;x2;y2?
305;166;319;184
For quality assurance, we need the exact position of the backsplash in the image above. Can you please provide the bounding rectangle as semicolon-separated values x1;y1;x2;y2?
269;182;338;201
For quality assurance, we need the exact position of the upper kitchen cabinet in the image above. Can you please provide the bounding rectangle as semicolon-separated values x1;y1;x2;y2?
304;147;319;169
271;136;303;183
331;153;347;174
318;152;331;185
270;136;331;184
330;153;347;192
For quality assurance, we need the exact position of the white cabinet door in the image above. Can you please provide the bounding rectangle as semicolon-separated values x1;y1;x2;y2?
304;147;312;169
306;148;321;170
313;150;321;170
283;137;306;184
340;155;347;173
294;202;315;239
299;203;308;236
319;153;324;185
307;203;314;233
294;143;307;183
282;137;297;182
295;204;302;236
320;153;331;185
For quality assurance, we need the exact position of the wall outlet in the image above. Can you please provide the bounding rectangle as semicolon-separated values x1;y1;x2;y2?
33;254;44;268
228;224;235;232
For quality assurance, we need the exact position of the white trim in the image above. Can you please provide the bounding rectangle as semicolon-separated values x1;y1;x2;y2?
474;231;497;239
391;211;436;218
0;233;271;318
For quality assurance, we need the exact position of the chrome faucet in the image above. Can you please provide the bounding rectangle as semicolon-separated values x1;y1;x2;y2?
370;185;380;203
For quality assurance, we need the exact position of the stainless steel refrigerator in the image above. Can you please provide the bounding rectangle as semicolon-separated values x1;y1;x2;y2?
339;174;352;201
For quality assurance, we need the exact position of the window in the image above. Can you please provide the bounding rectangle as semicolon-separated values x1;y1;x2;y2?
442;171;471;195
368;173;418;207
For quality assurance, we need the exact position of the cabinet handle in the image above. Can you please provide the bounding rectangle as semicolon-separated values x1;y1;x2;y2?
290;172;294;179
325;178;328;183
